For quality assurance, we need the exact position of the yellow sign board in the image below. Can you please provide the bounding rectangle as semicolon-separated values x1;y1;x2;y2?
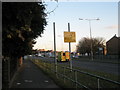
64;32;76;42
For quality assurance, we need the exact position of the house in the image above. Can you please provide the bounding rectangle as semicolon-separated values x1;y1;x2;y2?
106;34;120;56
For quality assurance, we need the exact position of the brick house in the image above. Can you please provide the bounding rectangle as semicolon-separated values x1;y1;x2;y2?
106;35;120;56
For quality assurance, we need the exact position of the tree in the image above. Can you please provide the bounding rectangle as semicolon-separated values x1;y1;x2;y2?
2;2;47;88
2;2;47;58
76;37;105;56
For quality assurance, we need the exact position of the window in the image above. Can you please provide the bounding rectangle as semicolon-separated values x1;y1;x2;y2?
63;53;65;56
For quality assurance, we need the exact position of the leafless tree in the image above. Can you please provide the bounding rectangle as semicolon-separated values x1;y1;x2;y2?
76;37;106;56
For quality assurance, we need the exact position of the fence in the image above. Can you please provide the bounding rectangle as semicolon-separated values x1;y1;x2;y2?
94;55;120;60
79;55;120;60
31;58;120;89
2;56;22;88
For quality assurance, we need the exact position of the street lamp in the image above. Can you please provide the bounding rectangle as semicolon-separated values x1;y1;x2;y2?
79;18;100;60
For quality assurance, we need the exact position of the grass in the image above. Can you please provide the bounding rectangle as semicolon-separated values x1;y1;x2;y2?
31;59;72;88
30;58;120;89
74;66;120;82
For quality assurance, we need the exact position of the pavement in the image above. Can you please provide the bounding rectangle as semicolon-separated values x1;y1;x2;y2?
10;59;62;89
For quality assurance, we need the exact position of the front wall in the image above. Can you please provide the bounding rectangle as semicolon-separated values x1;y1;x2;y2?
107;38;119;55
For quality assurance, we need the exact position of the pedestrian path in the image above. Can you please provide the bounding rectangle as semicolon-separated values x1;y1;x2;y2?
11;59;61;89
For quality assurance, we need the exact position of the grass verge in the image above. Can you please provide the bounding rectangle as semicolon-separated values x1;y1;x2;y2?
30;58;120;89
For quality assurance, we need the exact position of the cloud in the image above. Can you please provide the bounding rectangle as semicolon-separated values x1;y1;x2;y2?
105;25;118;29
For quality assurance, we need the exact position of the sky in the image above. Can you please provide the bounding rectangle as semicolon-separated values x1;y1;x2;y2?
33;0;119;52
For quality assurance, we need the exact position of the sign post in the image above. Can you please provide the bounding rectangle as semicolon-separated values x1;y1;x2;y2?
68;23;72;70
64;23;76;70
53;22;57;75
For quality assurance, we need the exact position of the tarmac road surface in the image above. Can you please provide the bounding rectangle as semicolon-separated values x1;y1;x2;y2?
11;59;62;89
34;56;120;76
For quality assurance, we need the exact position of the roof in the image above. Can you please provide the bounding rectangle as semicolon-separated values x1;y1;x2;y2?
106;34;120;43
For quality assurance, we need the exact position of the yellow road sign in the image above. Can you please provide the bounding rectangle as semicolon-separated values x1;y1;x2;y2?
64;32;76;42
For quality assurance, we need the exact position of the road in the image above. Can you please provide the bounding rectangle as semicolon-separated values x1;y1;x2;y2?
72;60;119;75
32;56;120;76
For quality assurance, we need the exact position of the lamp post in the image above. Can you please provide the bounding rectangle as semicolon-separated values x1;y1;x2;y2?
79;18;100;60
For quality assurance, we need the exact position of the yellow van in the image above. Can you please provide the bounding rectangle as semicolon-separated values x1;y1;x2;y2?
57;51;70;62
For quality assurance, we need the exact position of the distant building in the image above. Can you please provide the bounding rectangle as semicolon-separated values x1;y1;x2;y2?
39;49;46;52
37;49;53;57
106;35;120;56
